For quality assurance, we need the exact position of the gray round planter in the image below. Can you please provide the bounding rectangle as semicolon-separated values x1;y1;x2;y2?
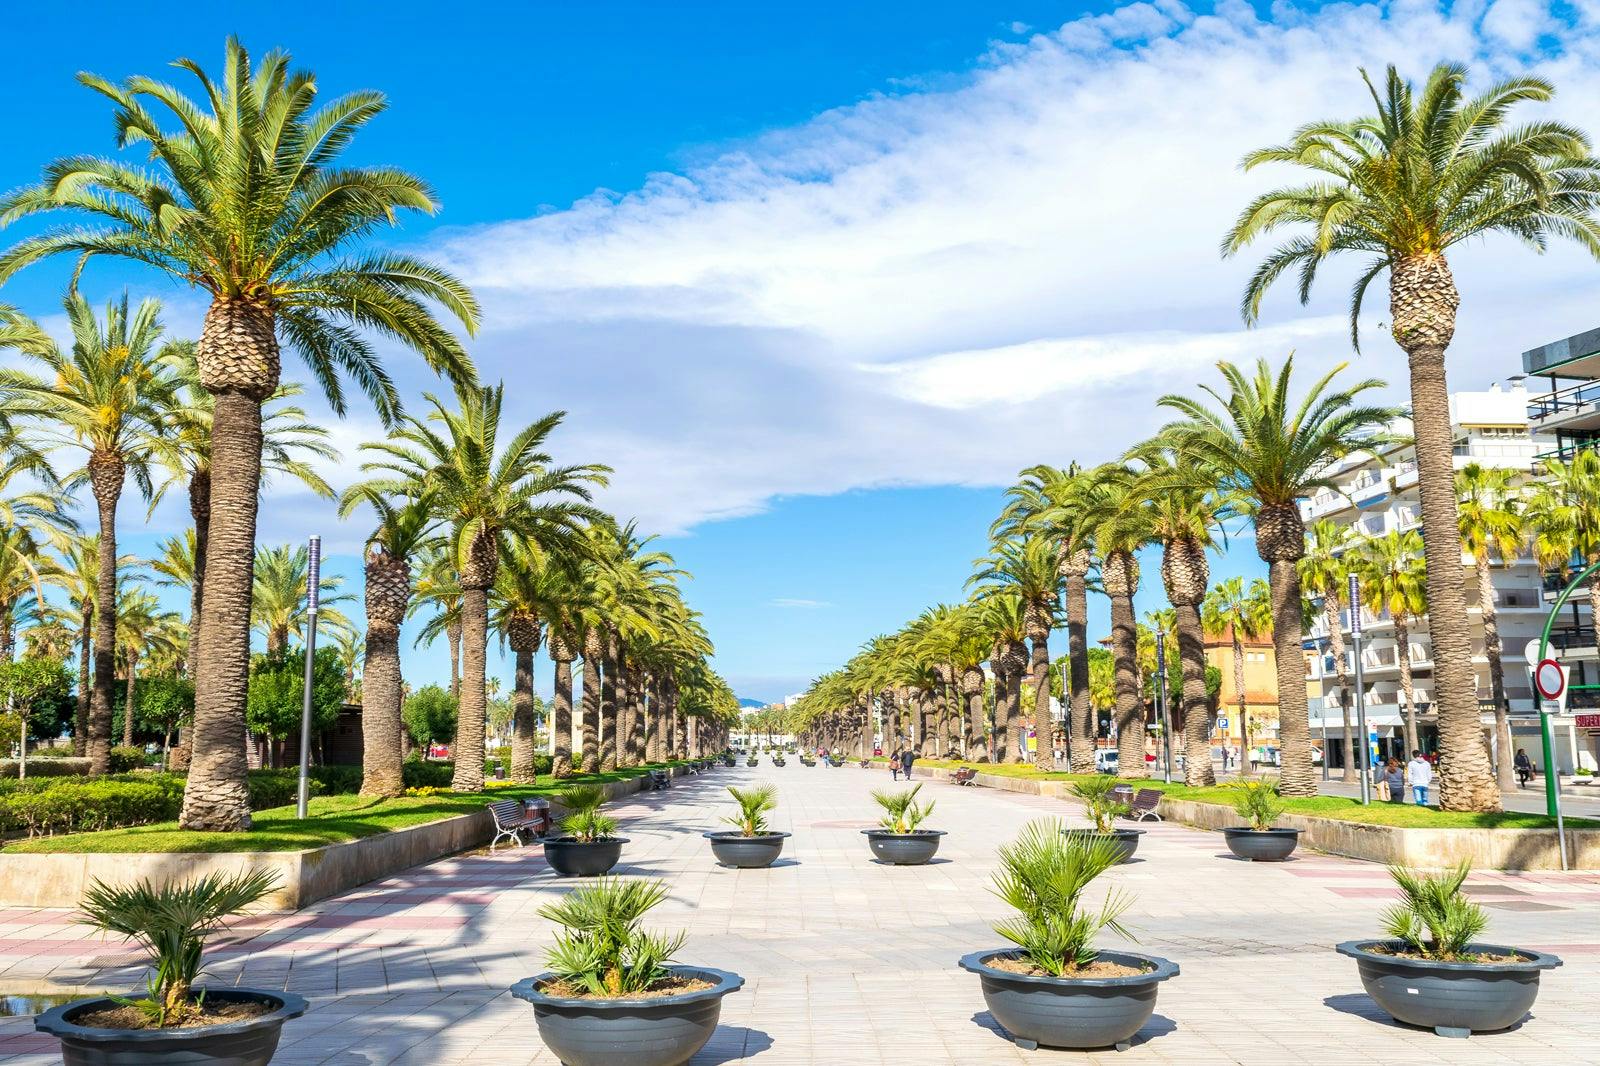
543;836;628;877
1336;940;1561;1038
1065;828;1144;864
1222;826;1301;862
862;829;946;865
704;831;790;868
958;949;1178;1051
35;988;308;1066
510;965;744;1066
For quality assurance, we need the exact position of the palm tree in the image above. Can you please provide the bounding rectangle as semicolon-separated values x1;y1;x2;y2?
1223;64;1598;811
356;384;607;791
494;539;565;784
1201;577;1273;776
1127;449;1227;786
412;548;465;700
114;588;183;747
0;293;178;774
1299;520;1358;782
1527;452;1600;661
152;349;337;681
250;544;354;657
978;593;1029;762
1457;463;1527;788
969;534;1060;767
1353;530;1429;755
0;530;52;664
1080;465;1153;778
0;39;481;830
1160;358;1395;796
340;489;434;797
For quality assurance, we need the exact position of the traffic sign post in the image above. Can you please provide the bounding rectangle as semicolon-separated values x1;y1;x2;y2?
1527;559;1600;873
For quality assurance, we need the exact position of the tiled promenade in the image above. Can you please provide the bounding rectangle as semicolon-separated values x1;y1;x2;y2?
2;763;1598;1063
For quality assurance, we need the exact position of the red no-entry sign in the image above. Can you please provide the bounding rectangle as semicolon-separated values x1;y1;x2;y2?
1534;658;1567;702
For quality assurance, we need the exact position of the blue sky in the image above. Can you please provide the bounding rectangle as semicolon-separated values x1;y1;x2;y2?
5;0;1600;702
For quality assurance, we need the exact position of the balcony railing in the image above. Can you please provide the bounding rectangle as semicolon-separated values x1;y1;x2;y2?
1550;626;1598;651
1528;379;1600;420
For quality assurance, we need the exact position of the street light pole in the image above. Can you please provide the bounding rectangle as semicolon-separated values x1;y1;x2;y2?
296;535;321;820
1349;573;1371;805
1156;631;1172;784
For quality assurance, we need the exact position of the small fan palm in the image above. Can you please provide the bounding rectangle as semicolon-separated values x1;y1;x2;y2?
724;785;778;836
1232;779;1286;831
539;878;687;997
1070;776;1129;834
872;783;935;834
1381;863;1488;961
558;785;617;843
991;820;1132;976
77;870;279;1026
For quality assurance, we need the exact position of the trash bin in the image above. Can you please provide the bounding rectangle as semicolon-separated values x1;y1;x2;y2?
522;798;551;836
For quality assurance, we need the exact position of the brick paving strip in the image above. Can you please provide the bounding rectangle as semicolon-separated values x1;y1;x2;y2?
0;765;1596;1063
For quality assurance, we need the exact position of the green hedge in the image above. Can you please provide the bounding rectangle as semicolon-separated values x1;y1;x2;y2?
0;758;90;778
108;747;148;773
0;778;184;837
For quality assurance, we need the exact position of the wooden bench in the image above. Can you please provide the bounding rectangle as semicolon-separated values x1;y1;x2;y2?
952;767;978;786
488;799;544;851
1128;789;1163;822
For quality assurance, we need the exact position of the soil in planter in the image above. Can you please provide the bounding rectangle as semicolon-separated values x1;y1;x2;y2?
75;998;271;1030
1365;945;1526;965
984;956;1151;979
538;976;717;1000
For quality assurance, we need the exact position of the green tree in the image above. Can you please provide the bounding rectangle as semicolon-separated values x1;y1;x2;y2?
1201;577;1274;776
403;683;459;749
0;293;178;774
136;675;194;767
1160;357;1395;795
1222;63;1599;812
251;544;355;657
245;647;343;768
1354;530;1429;756
1456;463;1527;788
1299;520;1358;782
0;658;75;777
0;39;481;830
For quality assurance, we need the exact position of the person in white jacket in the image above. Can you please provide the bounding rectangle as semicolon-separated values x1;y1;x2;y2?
1406;750;1434;806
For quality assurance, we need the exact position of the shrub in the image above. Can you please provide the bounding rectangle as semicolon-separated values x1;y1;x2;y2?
30;747;79;759
0;757;90;778
723;785;777;836
540;878;686;996
1381;862;1488;961
108;746;149;773
244;769;328;810
0;780;182;837
1070;776;1129;833
403;758;454;790
872;783;935;834
992;820;1133;976
558;786;616;842
1232;779;1285;831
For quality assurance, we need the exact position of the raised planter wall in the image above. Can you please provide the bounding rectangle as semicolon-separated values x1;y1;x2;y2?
0;766;689;910
880;763;1600;870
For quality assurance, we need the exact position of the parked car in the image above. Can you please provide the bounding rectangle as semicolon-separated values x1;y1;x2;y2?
1094;749;1119;773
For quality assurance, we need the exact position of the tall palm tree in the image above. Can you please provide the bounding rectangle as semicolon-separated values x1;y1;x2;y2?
1299;520;1358;782
0;293;178;774
1127;449;1227;787
412;548;465;700
1080;465;1153;778
340;489;434;797
1161;357;1395;796
1201;577;1274;776
114;588;182;747
978;593;1029;763
1354;530;1429;755
493;539;566;783
152;350;337;681
0;39;481;829
1223;64;1598;811
969;534;1060;768
357;384;607;791
250;544;354;657
1457;463;1527;788
0;530;52;664
1526;452;1600;662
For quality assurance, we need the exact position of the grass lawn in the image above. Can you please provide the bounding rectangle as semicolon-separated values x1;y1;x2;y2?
5;763;687;855
876;757;1600;830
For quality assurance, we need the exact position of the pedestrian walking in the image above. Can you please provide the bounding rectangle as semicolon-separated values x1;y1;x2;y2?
889;747;902;781
900;747;915;781
1381;757;1404;803
1515;748;1533;789
1406;749;1433;806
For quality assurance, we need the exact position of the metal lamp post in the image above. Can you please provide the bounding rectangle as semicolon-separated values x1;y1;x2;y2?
1349;572;1371;805
296;535;321;819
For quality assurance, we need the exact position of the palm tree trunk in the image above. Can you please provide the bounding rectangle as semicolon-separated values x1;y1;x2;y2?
1109;576;1145;777
1268;558;1315;795
580;652;600;771
1233;629;1251;778
1396;616;1419;756
123;655;138;748
186;470;210;683
180;390;263;832
87;465;121;776
511;648;537;783
1175;603;1215;787
1028;602;1053;770
599;632;618;772
645;676;663;762
1474;553;1513;790
991;664;1008;763
360;622;404;797
551;649;574;777
447;621;461;701
1064;568;1094;774
74;607;91;757
450;583;488;792
1323;596;1356;783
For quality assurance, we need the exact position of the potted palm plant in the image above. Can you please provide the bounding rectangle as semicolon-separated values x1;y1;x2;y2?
36;871;306;1066
1336;863;1561;1037
511;878;744;1066
745;754;759;767
704;786;790;868
543;785;628;877
1068;776;1142;863
1221;779;1301;861
862;784;946;864
959;820;1179;1051
771;753;787;767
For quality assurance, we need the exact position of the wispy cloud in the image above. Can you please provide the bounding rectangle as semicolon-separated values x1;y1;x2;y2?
769;598;833;609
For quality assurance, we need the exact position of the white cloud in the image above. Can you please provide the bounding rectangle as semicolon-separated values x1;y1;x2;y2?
427;0;1600;535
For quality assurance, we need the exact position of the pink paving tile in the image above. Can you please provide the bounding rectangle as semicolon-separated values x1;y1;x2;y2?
1328;887;1401;898
0;1035;62;1052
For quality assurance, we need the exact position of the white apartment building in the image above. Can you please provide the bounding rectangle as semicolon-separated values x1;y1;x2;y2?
1299;383;1560;769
